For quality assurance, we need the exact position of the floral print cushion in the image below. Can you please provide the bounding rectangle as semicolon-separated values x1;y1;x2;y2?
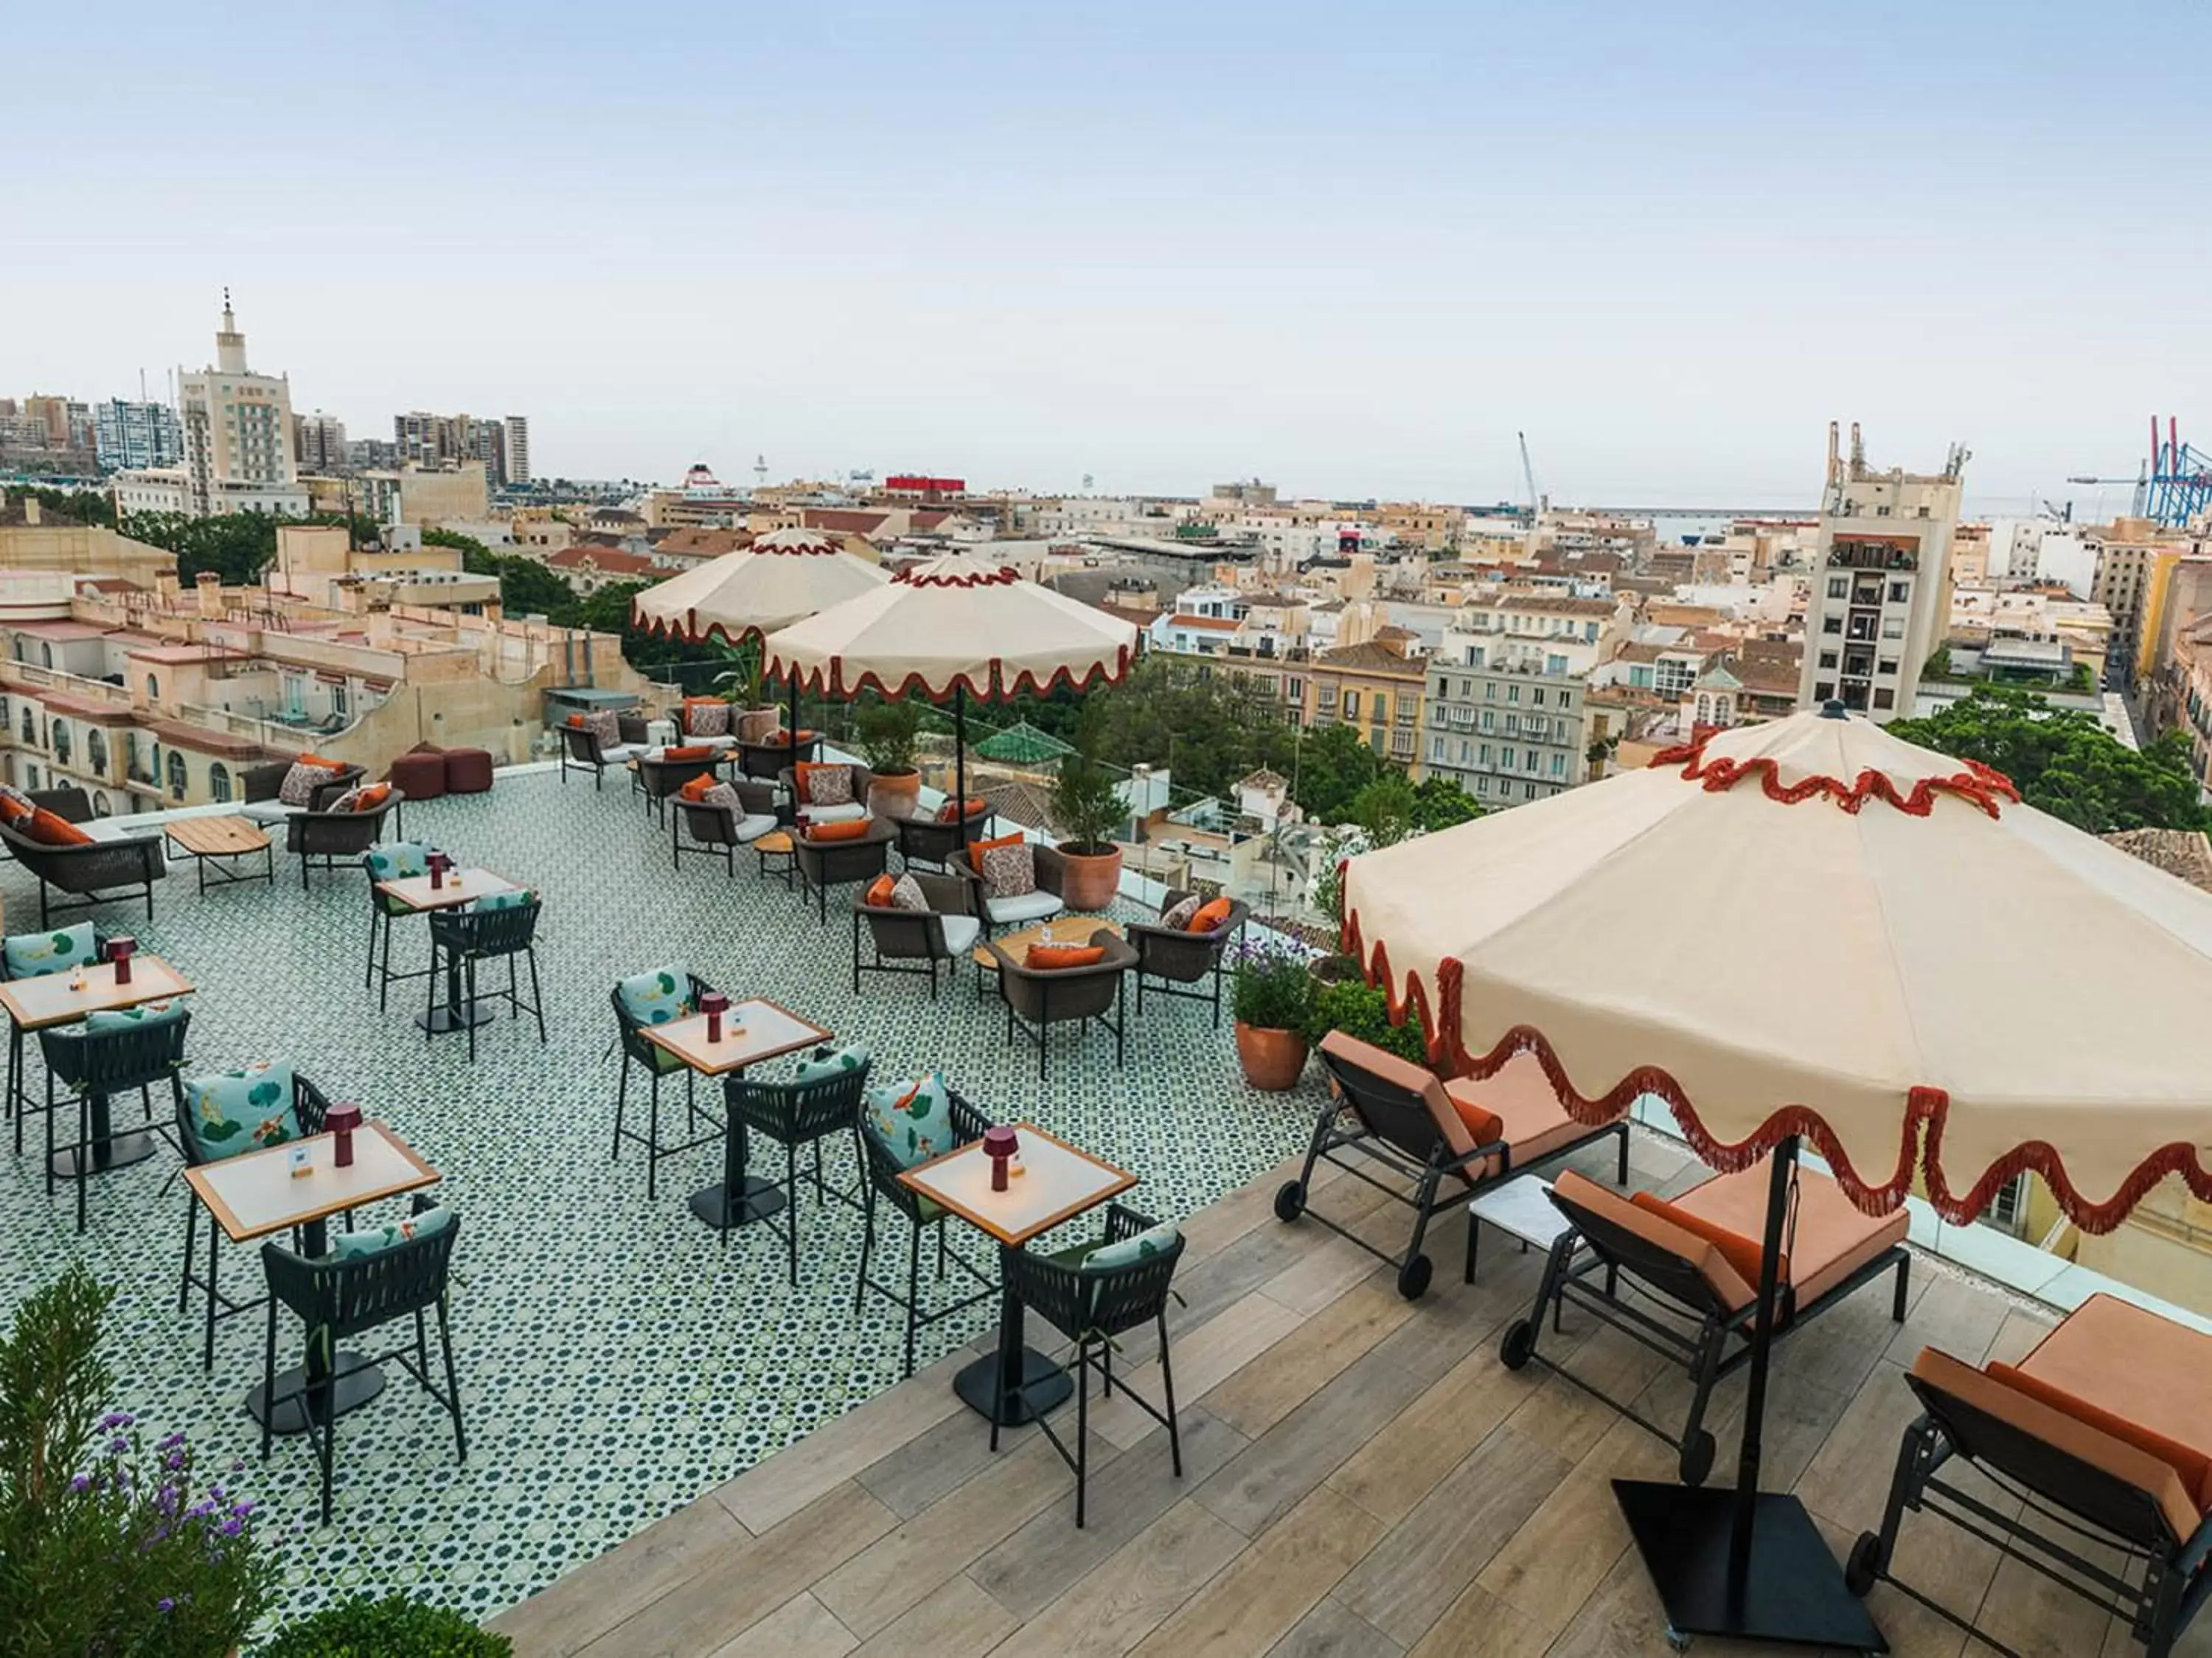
1083;1219;1181;1273
182;1061;302;1162
979;842;1036;899
698;782;743;813
4;923;98;979
365;842;431;881
862;1072;954;1170
84;1001;184;1034
470;888;534;912
800;765;855;807
1159;895;1201;930
277;759;341;808
582;710;621;748
327;1204;454;1262
617;965;692;1026
888;875;930;913
683;700;731;738
792;1044;871;1085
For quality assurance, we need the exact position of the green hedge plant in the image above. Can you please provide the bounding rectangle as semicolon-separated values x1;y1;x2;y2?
1306;978;1429;1066
259;1595;513;1657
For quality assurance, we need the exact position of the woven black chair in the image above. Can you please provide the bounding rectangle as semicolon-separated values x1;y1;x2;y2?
671;778;779;875
1128;892;1248;1027
793;818;896;926
609;973;720;1199
559;721;629;788
853;1087;997;1378
287;791;402;889
176;1069;335;1372
260;1196;465;1525
3;924;105;1155
361;844;442;1012
426;899;546;1063
0;802;167;927
737;731;824;780
39;1005;191;1232
851;873;982;999
616;712;653;749
634;750;723;827
891;799;993;872
997;1203;1186;1527
985;929;1136;1080
723;1052;871;1283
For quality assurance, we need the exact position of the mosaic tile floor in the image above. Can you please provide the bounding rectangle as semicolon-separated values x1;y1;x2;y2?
0;766;1331;1630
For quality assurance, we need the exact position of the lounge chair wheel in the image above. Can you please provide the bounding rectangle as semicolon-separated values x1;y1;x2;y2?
1678;1429;1715;1487
1844;1531;1883;1598
1395;1253;1432;1300
1273;1181;1306;1223
1500;1319;1536;1370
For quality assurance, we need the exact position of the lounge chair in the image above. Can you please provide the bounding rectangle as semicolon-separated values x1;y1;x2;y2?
0;792;168;926
671;779;779;875
1127;890;1247;1027
852;873;981;998
984;928;1135;1080
891;799;993;872
633;748;723;826
286;790;403;889
1501;1163;1909;1484
1849;1295;2212;1657
1277;1031;1630;1301
793;816;895;925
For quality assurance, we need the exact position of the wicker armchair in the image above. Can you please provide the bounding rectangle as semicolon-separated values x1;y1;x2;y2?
891;799;995;872
852;873;981;998
285;791;403;889
793;817;896;925
1127;890;1248;1027
558;723;633;788
0;807;167;927
776;763;875;827
633;750;723;826
672;778;780;875
984;926;1135;1078
955;842;1071;934
39;1003;191;1232
617;713;653;749
737;730;824;780
242;760;365;814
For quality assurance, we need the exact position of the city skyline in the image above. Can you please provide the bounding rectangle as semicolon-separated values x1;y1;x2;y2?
4;1;2203;513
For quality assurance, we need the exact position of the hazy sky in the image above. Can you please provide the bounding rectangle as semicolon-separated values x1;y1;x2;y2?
4;1;2204;513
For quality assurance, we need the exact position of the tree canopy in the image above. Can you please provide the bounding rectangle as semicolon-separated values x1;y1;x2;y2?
116;510;278;586
1888;687;2210;834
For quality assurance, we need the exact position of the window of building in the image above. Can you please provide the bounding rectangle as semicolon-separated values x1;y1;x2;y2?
86;728;105;775
1550;752;1565;777
1524;749;1540;772
1479;710;1494;733
1874;687;1896;710
1816;680;1836;701
1546;654;1568;676
331;680;349;718
1474;774;1488;796
1819;651;1838;670
1500;746;1515;771
1524;781;1538;799
1823;616;1843;635
1557;690;1573;712
1478;743;1492;766
90;791;110;818
1888;580;1910;603
1881;616;1904;639
166;751;187;801
1531;687;1546;708
1342;691;1360;720
1483;681;1496;701
146;675;159;701
1828;576;1848;600
1506;684;1521;704
1503;713;1519;737
209;762;231;802
1878;659;1899;677
49;721;69;769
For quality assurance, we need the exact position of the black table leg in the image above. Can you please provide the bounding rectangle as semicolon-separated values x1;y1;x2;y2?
245;1213;386;1435
953;1244;1072;1425
48;1089;155;1177
416;931;492;1034
689;1097;787;1231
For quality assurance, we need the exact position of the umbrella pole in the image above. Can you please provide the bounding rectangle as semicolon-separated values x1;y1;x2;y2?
1610;1132;1885;1651
954;686;967;842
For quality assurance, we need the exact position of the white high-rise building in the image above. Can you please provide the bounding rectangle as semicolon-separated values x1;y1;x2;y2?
92;398;183;471
1797;424;1969;723
177;294;307;517
504;415;531;485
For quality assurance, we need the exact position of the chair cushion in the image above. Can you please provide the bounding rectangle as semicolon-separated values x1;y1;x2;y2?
1440;1051;1593;1176
6;923;99;978
1632;1190;1781;1300
1448;1092;1504;1150
799;801;866;825
678;773;718;803
1026;943;1105;970
935;796;987;825
863;875;897;908
617;966;692;1027
182;1061;302;1162
806;818;872;844
1085;1219;1180;1274
326;1204;453;1262
277;759;341;808
863;1072;954;1170
0;785;31;824
364;841;431;881
2011;1294;2212;1500
979;842;1036;901
733;813;779;844
582;710;621;747
1188;898;1234;933
967;832;1024;875
1552;1168;1756;1312
470;888;533;912
939;915;981;957
983;889;1062;926
889;874;929;912
85;1000;184;1034
793;1044;870;1084
1160;895;1201;930
698;781;742;812
1670;1162;1907;1310
341;783;393;814
681;698;731;738
664;744;714;763
796;763;855;807
238;800;296;827
21;807;92;847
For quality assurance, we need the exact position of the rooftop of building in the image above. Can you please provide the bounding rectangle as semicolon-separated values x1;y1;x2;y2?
1315;641;1425;675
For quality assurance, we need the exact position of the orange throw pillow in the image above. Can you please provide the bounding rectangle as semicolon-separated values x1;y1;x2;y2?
1631;1191;1781;1293
299;753;344;771
807;819;871;843
1026;943;1106;969
1187;897;1234;933
664;744;712;763
967;832;1024;874
0;792;32;825
566;713;585;729
22;807;91;847
863;874;897;907
678;774;717;802
1987;1362;2212;1513
351;783;392;812
1449;1092;1504;1148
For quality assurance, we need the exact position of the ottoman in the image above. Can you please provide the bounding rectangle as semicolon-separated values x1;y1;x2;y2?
443;747;495;794
388;750;448;802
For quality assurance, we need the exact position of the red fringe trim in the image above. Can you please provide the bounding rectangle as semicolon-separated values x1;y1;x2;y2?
627;608;768;648
761;647;1135;704
1650;734;2020;819
1339;896;2210;1232
894;564;1023;590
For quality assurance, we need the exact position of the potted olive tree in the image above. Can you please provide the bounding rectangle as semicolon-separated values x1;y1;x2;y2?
855;698;925;819
1229;937;1314;1089
1051;746;1127;912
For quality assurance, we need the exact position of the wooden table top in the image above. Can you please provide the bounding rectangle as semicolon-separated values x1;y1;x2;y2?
0;956;194;1032
375;868;516;913
900;1122;1135;1249
754;831;795;856
641;996;827;1077
973;917;1125;968
164;815;271;856
186;1120;439;1244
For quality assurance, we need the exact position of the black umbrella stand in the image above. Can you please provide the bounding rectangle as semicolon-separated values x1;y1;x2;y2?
1610;1133;1888;1652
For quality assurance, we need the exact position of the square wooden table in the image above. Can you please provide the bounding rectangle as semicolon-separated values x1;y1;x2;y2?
164;815;274;892
0;955;195;1176
900;1124;1135;1425
374;868;517;1033
185;1121;440;1435
641;998;830;1233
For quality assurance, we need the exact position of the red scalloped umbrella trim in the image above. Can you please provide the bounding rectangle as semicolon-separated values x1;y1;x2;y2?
1339;898;2211;1232
765;645;1135;704
626;608;771;648
1650;733;2020;819
893;564;1023;589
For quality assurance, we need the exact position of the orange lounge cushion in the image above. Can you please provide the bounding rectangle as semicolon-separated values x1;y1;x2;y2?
1632;1191;1780;1300
1913;1347;2204;1543
678;774;718;802
2012;1294;2212;1496
298;753;345;772
1670;1162;1907;1310
935;796;988;824
1989;1360;2212;1518
348;783;393;813
1554;1168;1756;1311
22;807;92;847
1026;943;1106;970
1448;1092;1503;1149
663;744;713;763
1187;897;1234;934
806;819;871;843
1443;1052;1600;1176
863;874;897;908
0;791;32;825
967;832;1025;875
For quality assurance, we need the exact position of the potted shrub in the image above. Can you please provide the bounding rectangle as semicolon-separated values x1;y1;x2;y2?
260;1595;514;1657
855;698;925;819
712;639;778;741
1051;746;1127;912
1229;937;1314;1089
1307;977;1430;1068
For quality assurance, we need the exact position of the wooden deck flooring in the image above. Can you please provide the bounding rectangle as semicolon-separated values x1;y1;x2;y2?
490;1131;2201;1658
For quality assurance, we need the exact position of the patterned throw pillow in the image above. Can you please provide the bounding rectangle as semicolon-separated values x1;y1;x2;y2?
4;923;98;979
582;710;621;748
0;783;32;823
86;1001;183;1033
979;842;1036;899
1159;895;1200;930
683;699;731;738
800;764;855;807
617;965;692;1026
277;759;340;808
365;841;431;881
182;1061;301;1162
862;1072;955;1170
793;1044;871;1085
327;1204;454;1262
1084;1219;1182;1274
470;888;533;912
889;874;930;912
699;782;742;813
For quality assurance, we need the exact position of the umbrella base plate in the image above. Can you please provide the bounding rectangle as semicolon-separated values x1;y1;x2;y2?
1614;1482;1887;1654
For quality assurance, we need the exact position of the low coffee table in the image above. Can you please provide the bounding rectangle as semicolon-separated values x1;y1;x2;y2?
754;830;796;889
165;815;274;893
971;916;1124;970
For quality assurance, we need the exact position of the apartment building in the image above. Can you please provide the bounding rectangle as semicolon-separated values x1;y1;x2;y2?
92;398;183;471
2090;518;2200;690
1421;589;1629;807
1295;639;1427;771
178;296;307;518
292;411;349;473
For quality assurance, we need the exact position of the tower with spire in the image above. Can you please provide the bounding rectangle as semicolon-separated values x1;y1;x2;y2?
175;290;306;518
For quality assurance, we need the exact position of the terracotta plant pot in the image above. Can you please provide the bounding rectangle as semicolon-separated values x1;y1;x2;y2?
1235;1022;1309;1091
734;705;779;743
866;770;922;821
1057;844;1124;912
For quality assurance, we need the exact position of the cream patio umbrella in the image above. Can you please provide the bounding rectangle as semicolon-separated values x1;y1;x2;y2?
1336;704;2212;1650
761;552;1138;822
630;527;889;735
